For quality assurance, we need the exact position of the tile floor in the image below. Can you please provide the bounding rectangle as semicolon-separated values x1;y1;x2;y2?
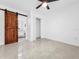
0;38;79;59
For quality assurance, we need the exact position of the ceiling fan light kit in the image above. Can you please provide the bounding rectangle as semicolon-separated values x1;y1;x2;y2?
42;2;48;7
36;0;58;10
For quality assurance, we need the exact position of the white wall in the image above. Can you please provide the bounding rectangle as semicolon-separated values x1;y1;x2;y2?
29;12;36;41
0;10;5;45
41;3;79;46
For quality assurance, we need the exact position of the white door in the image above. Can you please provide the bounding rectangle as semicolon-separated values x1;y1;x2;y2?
36;18;41;39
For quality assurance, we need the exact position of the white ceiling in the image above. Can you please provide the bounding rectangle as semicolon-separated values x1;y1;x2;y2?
0;0;79;17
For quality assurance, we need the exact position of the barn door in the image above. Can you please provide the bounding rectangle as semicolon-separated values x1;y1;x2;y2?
5;10;18;44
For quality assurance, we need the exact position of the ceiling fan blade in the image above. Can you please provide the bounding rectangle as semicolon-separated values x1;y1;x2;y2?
36;4;42;9
46;5;50;10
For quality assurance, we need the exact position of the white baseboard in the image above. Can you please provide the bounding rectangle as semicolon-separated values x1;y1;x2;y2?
0;42;4;46
41;37;79;47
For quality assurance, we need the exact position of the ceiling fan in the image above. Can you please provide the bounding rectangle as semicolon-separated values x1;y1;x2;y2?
36;0;58;10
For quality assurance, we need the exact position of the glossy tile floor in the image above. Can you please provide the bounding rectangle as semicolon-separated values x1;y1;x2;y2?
0;38;79;59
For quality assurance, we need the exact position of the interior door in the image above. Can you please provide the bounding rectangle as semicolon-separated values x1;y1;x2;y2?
5;10;18;44
36;17;41;39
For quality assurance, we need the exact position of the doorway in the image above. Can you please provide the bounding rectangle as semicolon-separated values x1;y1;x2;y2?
36;17;41;39
18;15;27;42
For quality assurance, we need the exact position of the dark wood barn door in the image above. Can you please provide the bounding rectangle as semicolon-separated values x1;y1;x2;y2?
5;10;18;44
